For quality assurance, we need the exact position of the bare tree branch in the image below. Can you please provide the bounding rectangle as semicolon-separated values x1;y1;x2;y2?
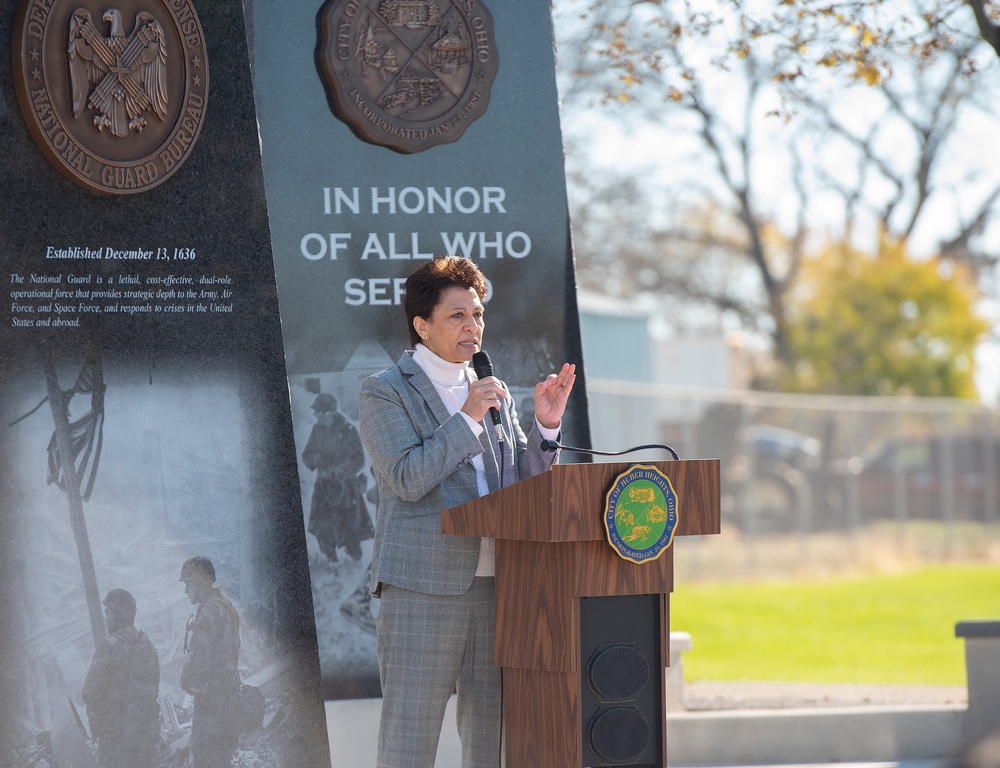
965;0;1000;57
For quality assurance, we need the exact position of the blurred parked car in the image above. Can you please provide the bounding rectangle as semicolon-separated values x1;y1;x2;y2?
834;432;1000;523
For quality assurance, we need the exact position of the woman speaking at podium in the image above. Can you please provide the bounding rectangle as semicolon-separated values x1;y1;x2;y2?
358;256;576;768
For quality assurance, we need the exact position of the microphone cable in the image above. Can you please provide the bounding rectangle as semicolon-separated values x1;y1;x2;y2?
540;440;680;461
498;668;504;768
498;437;505;490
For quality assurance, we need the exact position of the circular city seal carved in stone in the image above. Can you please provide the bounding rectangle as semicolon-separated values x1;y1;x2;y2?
12;0;209;195
317;0;499;154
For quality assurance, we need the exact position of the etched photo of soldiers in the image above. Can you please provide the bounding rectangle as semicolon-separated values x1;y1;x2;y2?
289;363;384;699
301;392;374;568
0;345;329;768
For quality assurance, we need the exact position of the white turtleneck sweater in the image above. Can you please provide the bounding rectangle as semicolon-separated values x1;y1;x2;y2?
412;344;558;577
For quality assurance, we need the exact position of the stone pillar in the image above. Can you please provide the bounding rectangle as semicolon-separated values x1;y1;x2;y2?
667;631;693;712
956;620;1000;744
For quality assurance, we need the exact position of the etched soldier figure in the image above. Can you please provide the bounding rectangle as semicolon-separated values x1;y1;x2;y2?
82;588;160;768
179;557;241;768
301;392;374;564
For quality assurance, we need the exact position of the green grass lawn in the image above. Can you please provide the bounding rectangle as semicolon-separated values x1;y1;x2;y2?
669;563;1000;685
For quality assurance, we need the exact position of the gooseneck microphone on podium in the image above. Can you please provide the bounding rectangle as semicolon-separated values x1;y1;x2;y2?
540;439;680;461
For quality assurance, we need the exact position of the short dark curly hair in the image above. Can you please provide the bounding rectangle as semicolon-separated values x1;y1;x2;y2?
403;256;488;347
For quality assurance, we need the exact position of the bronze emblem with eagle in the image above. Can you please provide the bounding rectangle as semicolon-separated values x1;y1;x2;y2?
68;8;169;138
13;0;209;194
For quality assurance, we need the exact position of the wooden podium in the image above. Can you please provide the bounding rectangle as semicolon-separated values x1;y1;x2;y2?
441;459;720;768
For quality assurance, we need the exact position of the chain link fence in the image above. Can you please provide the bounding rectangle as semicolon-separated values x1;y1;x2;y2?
585;379;1000;577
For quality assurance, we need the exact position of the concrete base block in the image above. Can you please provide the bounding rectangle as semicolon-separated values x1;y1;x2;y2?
666;705;967;766
956;622;1000;744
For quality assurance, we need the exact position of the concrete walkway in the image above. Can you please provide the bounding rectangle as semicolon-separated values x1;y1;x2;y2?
323;684;971;768
683;681;967;711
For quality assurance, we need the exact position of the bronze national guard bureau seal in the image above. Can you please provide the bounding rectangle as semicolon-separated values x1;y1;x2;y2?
12;0;209;195
317;0;499;154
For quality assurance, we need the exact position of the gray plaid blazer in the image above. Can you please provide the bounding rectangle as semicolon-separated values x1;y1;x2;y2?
359;351;558;597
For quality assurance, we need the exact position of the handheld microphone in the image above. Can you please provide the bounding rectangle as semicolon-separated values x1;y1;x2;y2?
472;350;504;444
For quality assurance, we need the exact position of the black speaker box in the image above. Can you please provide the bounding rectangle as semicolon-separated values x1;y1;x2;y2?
580;594;662;767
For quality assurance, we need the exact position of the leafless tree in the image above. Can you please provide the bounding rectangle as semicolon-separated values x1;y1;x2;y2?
555;0;1000;366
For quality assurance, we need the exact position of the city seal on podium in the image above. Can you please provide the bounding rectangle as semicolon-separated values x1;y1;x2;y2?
603;464;680;564
12;0;209;195
317;0;499;154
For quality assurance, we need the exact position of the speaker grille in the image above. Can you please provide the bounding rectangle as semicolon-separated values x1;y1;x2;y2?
587;706;650;765
587;644;649;702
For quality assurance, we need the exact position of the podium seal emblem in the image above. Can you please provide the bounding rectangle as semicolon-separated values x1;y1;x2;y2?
603;464;679;564
12;0;209;194
317;0;499;154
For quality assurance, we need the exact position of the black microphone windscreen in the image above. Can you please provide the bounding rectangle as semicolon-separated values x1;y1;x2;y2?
472;351;493;379
472;351;503;428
